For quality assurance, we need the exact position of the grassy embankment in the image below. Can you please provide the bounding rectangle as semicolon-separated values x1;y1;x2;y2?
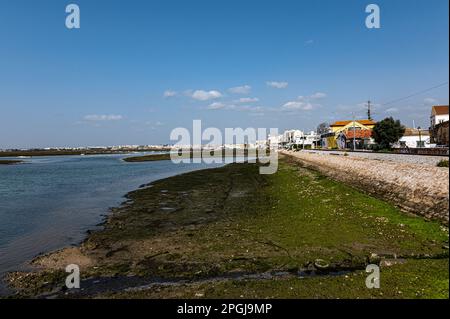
7;155;449;298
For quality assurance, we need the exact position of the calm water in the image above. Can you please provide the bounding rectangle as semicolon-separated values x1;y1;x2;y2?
0;153;224;292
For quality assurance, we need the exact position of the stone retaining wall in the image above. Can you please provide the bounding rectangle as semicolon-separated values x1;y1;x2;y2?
281;150;449;224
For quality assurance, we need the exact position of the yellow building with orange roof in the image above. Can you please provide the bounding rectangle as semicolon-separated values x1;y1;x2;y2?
330;119;376;134
322;119;376;149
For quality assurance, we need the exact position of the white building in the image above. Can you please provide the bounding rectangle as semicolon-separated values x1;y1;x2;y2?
303;131;321;148
430;105;449;128
393;128;433;149
282;130;304;145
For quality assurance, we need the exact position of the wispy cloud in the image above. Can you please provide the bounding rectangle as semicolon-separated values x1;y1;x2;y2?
207;102;265;113
207;102;227;110
163;90;177;98
310;92;327;99
304;39;314;46
424;97;438;105
144;121;165;130
266;81;288;89
235;97;259;103
191;90;223;101
83;114;123;121
385;107;399;114
228;85;251;94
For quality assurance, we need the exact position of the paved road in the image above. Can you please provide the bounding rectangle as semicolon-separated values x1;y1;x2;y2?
300;150;448;166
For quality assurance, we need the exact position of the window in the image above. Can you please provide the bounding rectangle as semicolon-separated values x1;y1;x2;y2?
416;141;425;148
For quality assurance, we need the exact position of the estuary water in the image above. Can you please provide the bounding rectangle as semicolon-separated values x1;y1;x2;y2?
0;153;225;293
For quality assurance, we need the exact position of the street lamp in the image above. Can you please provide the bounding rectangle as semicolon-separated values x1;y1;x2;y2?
417;126;422;148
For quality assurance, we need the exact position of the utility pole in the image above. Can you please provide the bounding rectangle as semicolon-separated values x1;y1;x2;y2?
352;112;356;151
366;100;372;120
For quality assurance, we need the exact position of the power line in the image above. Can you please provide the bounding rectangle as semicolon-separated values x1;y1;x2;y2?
381;82;449;107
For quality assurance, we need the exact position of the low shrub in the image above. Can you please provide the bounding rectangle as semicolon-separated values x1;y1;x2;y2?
437;160;449;168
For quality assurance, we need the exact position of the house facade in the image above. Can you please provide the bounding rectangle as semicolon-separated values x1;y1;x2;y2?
393;128;433;148
430;105;449;127
322;119;376;149
430;105;449;146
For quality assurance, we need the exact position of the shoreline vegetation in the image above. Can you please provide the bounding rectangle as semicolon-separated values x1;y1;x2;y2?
0;160;23;165
5;155;448;299
122;149;268;163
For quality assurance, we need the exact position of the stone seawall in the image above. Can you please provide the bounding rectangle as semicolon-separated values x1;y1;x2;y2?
281;150;449;224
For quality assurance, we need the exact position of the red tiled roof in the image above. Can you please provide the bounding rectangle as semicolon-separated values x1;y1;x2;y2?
345;130;372;139
330;119;376;127
432;105;449;115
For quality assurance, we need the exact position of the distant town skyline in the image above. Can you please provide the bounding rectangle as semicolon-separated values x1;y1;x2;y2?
0;0;448;149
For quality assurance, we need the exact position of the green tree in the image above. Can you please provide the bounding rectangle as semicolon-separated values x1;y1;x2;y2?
372;117;406;150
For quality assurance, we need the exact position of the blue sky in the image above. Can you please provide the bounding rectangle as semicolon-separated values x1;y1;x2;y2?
0;0;448;148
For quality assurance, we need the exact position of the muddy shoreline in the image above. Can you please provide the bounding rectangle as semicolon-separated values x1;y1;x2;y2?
0;160;23;165
5;156;449;299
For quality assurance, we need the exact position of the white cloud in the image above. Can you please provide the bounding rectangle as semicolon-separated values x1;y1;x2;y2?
228;85;251;94
305;39;314;46
236;97;259;103
84;114;123;121
191;90;223;101
163;90;177;98
282;101;314;111
266;81;288;89
280;92;326;111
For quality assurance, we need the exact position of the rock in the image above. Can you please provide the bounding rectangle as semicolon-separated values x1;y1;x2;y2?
380;258;406;267
369;253;381;264
314;259;329;270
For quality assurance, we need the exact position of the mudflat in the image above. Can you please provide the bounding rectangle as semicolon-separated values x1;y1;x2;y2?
7;155;449;298
0;160;22;165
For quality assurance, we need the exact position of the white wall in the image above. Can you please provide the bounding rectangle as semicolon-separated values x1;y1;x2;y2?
431;114;449;126
394;135;432;148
